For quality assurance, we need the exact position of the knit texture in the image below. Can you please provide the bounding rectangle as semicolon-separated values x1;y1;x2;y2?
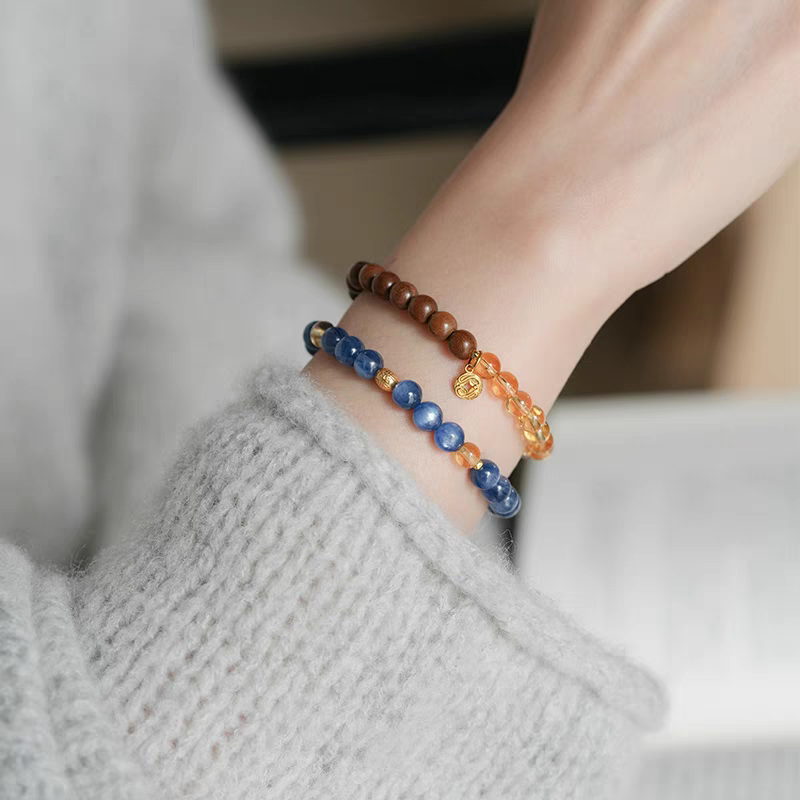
0;367;665;799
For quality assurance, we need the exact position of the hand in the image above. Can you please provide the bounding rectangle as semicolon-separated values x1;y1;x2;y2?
509;0;800;295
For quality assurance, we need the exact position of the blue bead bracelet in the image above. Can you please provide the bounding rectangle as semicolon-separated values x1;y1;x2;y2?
304;320;520;518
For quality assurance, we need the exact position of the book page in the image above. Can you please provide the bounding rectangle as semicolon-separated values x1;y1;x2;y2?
516;392;800;749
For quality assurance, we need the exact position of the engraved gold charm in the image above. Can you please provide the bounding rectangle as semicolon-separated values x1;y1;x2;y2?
453;352;483;400
453;371;482;399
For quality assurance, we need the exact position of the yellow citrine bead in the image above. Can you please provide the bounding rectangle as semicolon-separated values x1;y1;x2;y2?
454;442;482;468
506;391;532;418
523;419;550;443
521;412;544;439
491;371;518;398
525;434;554;460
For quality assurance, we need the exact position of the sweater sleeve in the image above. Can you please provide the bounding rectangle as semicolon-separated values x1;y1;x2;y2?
1;367;665;800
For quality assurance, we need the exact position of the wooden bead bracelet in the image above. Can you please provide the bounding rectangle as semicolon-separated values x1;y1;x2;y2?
346;261;554;460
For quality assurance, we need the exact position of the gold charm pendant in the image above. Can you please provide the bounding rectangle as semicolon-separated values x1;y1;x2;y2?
453;351;483;400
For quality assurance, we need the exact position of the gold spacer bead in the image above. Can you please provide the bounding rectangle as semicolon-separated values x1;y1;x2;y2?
374;368;399;392
309;321;332;349
473;459;484;471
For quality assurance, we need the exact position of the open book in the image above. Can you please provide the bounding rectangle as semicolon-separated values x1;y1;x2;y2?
515;392;800;799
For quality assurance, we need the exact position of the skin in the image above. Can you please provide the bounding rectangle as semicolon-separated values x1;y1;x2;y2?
306;0;800;530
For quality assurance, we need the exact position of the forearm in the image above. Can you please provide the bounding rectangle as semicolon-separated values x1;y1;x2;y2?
304;100;624;529
305;0;799;531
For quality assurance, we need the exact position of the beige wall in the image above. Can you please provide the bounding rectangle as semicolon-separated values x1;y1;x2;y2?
282;135;475;275
210;0;535;57
714;161;800;389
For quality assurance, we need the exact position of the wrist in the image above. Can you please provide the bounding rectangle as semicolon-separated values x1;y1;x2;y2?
305;132;622;531
386;114;626;400
304;101;636;531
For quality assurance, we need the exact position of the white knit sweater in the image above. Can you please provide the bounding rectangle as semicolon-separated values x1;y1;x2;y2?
0;1;665;797
1;367;664;798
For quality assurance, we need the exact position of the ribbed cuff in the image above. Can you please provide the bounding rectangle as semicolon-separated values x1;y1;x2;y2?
260;366;666;728
75;365;665;799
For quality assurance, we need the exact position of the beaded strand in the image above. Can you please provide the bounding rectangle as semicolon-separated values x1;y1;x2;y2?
345;261;554;460
472;351;553;460
305;320;521;518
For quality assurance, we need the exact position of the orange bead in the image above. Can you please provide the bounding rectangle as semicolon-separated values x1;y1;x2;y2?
454;442;481;468
505;391;532;417
491;371;518;398
475;352;500;379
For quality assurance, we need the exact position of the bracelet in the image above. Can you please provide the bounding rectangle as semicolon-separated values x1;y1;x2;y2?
304;320;521;518
345;261;554;460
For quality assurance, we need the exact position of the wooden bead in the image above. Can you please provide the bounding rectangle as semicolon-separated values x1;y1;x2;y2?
428;311;458;340
408;294;438;322
371;270;399;298
454;442;481;468
491;371;518;398
447;329;477;359
348;261;367;289
389;281;417;309
475;352;500;378
358;262;384;291
346;273;362;297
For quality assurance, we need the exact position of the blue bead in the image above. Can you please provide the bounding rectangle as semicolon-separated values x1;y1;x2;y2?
303;321;319;355
412;401;443;431
321;326;346;355
353;349;384;379
434;421;465;452
490;487;521;518
470;460;500;490
483;475;511;504
334;335;363;366
392;380;422;410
